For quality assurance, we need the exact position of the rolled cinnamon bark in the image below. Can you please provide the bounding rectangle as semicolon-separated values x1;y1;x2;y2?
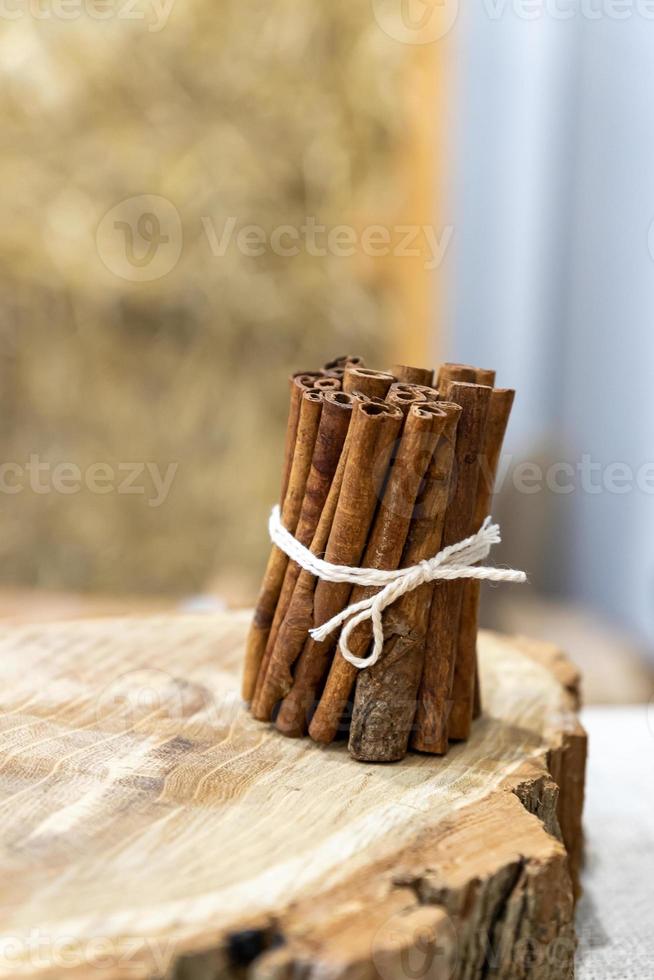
386;383;428;414
437;363;476;385
348;403;461;761
313;376;343;392
242;388;324;701
251;392;355;718
435;363;497;724
437;363;497;389
435;363;476;386
467;366;498;719
411;380;492;754
251;406;367;717
275;401;403;737
448;388;515;739
309;403;447;746
391;365;435;387
323;355;364;371
475;368;497;387
343;367;396;400
279;373;324;507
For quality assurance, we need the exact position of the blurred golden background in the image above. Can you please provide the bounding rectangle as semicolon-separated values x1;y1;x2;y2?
0;2;431;599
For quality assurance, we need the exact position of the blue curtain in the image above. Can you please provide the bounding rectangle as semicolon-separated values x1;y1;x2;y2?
445;7;654;652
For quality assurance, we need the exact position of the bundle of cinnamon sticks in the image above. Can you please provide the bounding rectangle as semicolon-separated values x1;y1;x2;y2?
242;356;515;762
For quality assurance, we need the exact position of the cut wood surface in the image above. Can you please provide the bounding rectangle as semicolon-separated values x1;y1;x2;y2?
0;612;586;979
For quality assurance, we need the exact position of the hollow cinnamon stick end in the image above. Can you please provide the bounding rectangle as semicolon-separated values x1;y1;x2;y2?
343;367;396;400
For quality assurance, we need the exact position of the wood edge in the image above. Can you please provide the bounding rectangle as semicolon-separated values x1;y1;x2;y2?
495;630;583;709
169;786;576;980
165;732;583;979
489;630;588;897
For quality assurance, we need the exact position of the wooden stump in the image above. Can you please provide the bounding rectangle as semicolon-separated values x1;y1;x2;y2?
0;612;586;979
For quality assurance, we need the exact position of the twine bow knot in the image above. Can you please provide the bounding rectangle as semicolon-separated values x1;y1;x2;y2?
268;506;526;670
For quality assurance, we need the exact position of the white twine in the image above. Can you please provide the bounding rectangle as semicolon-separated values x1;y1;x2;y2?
269;505;526;670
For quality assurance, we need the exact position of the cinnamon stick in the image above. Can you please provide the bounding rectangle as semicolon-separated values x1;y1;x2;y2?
391;365;435;387
279;373;323;506
250;410;363;718
448;388;515;740
343;367;396;400
309;403;447;745
313;376;343;392
275;401;403;737
242;388;323;701
475;368;497;387
437;363;476;386
385;383;428;414
411;381;492;754
323;355;364;372
266;391;354;648
348;403;461;761
438;365;497;724
467;365;497;719
251;392;355;718
392;382;438;399
437;362;496;389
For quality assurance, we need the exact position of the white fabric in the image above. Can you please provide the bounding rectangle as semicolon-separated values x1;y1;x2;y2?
268;505;526;669
577;706;654;979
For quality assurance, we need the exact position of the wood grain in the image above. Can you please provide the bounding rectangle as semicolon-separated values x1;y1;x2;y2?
0;613;585;979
